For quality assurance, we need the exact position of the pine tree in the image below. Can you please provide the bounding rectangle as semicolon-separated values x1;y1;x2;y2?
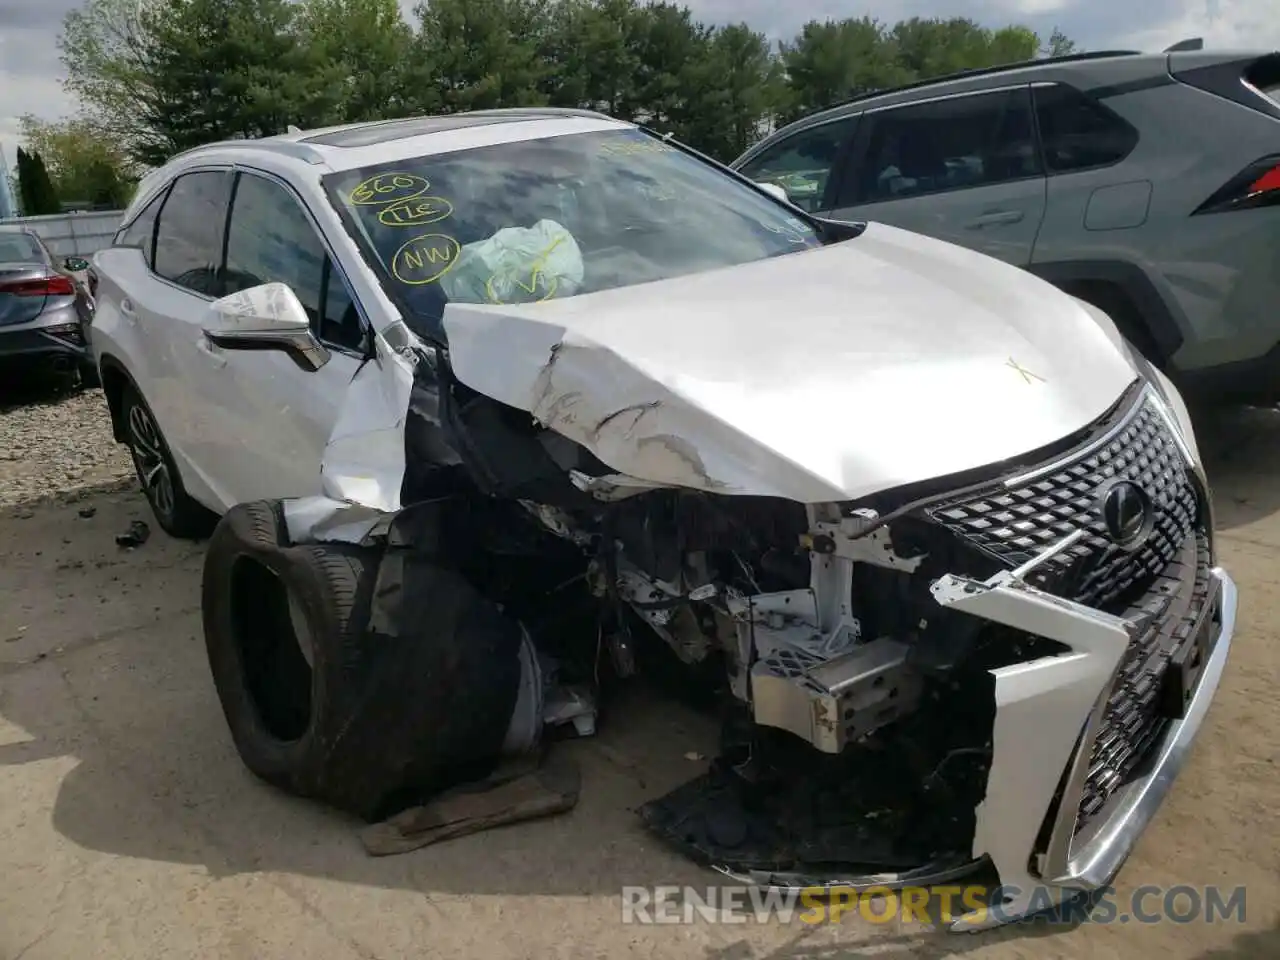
26;150;62;214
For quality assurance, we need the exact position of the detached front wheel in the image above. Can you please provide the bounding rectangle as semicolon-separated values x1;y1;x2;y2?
202;500;528;822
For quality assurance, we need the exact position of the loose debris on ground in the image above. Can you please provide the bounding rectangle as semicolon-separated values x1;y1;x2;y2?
360;753;582;857
116;520;151;548
0;384;133;509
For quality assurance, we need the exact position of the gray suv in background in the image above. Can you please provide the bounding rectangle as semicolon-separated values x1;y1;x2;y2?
732;47;1280;404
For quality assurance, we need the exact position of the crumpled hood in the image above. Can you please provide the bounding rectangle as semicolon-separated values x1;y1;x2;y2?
442;221;1139;503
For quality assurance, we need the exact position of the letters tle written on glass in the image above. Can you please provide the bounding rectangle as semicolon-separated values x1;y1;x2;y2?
378;196;454;227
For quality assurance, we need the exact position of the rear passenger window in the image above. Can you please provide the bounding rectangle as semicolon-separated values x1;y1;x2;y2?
224;172;365;352
736;118;857;212
850;88;1041;204
1033;84;1138;173
116;187;169;268
153;171;231;295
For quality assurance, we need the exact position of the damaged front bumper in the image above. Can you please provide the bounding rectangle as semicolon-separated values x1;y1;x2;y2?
933;550;1235;929
721;540;1236;931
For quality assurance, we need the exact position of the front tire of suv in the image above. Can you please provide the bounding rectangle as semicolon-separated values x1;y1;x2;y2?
120;385;215;539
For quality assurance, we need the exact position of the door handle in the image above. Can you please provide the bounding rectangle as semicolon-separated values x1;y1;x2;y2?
196;336;227;368
965;210;1024;229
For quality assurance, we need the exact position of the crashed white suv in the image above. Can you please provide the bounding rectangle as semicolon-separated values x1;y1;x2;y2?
88;109;1236;929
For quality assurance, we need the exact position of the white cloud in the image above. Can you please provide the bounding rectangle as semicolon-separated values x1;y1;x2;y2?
1113;0;1276;53
0;33;77;178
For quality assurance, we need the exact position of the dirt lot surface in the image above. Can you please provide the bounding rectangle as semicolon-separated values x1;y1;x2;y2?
0;392;1276;960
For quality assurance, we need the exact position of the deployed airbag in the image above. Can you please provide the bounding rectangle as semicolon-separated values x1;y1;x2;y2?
439;219;585;304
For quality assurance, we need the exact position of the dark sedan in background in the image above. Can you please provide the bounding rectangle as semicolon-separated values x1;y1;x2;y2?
0;224;97;387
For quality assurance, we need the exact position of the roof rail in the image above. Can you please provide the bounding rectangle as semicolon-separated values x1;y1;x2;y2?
462;106;615;121
815;48;1144;115
1165;37;1205;52
167;137;328;166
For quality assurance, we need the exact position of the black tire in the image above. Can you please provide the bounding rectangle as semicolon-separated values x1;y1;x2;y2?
202;500;525;821
79;360;101;389
119;384;215;539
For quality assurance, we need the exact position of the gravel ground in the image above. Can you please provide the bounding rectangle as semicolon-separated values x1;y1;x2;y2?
0;384;135;509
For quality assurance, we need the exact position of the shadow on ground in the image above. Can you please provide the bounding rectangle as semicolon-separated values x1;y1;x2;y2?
1193;403;1280;532
0;370;87;413
1190;920;1280;959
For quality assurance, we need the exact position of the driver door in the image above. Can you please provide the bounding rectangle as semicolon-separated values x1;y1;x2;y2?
178;169;368;508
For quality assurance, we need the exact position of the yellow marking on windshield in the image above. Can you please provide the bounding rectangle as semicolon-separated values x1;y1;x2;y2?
391;233;460;285
599;138;677;157
350;173;429;206
484;233;568;304
762;222;810;244
378;196;453;227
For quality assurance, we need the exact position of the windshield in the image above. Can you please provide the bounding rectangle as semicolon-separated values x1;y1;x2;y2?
324;128;822;334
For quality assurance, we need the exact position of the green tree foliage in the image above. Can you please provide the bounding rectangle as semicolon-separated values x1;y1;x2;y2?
16;148;62;216
54;0;1079;169
18;115;135;208
129;0;346;166
690;24;783;161
780;18;911;122
59;0;162;149
1042;28;1077;58
408;0;556;113
541;0;643;114
299;0;415;122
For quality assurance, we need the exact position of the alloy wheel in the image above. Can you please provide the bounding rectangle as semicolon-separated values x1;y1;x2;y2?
127;403;175;521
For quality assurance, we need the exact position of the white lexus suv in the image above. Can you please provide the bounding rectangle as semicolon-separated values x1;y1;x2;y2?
88;108;1236;929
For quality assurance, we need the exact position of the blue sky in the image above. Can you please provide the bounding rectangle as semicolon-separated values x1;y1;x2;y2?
2;0;1277;172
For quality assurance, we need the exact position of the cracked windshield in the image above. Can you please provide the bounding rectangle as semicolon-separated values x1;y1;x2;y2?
325;129;820;324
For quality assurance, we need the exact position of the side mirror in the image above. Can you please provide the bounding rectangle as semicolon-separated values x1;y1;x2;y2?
64;256;90;272
203;282;331;372
755;182;791;204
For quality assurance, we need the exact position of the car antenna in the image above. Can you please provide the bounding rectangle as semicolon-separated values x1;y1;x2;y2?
1164;37;1204;52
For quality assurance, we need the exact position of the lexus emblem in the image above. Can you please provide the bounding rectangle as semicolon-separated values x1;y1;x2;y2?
1099;480;1153;549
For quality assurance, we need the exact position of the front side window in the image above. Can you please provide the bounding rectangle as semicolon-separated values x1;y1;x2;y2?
224;174;326;315
324;128;823;337
319;261;364;352
153;171;232;296
736;118;858;212
224;172;365;352
1033;84;1138;173
850;88;1041;204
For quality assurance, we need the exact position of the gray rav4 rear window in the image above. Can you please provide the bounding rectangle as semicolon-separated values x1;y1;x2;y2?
1033;84;1138;173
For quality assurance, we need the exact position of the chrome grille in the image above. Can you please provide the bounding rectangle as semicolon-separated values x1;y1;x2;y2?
925;392;1198;611
918;387;1210;841
1076;532;1210;829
